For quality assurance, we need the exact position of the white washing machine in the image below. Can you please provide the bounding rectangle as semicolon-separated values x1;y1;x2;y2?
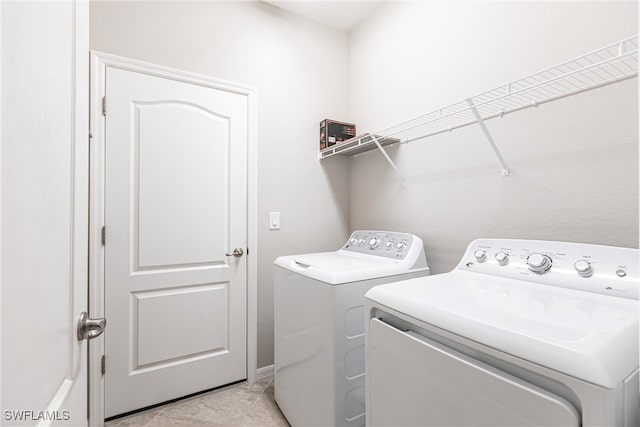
365;239;639;426
274;230;430;427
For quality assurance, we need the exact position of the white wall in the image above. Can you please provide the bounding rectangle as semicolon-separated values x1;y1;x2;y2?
91;0;639;370
348;1;639;273
90;1;351;369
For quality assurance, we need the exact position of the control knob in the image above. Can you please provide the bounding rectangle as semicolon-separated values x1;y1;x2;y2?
384;241;394;250
527;253;552;274
349;238;357;245
369;238;381;248
474;250;487;263
495;252;509;266
396;242;406;250
357;239;365;246
574;260;593;277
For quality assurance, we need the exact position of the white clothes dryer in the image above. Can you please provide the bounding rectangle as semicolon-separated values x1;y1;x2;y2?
365;239;639;427
274;230;429;427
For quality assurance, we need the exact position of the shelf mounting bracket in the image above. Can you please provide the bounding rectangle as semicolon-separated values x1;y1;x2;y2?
370;134;407;187
466;99;510;176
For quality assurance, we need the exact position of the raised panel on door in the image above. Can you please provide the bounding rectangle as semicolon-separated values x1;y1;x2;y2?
135;101;230;270
105;66;248;417
133;284;229;367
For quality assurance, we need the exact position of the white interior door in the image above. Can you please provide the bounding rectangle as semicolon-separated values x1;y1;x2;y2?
104;65;248;417
0;1;89;425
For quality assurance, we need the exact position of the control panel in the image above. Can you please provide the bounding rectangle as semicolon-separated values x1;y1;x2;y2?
457;239;639;299
342;230;416;260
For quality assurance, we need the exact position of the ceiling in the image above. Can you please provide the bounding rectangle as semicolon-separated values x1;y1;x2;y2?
263;1;383;32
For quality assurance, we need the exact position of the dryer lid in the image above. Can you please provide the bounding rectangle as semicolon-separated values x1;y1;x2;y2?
365;270;639;388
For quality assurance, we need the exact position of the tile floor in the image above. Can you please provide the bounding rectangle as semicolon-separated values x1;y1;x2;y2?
105;377;289;427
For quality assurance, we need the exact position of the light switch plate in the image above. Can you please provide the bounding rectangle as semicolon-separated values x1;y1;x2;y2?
269;212;280;230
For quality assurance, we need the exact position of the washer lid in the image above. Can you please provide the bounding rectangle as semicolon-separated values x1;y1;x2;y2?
365;270;639;388
274;252;425;285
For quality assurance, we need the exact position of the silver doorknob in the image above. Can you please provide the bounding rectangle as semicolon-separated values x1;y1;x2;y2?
77;312;107;341
225;248;244;257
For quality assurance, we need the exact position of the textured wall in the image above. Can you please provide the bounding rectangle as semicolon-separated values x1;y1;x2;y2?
348;1;638;274
90;1;351;368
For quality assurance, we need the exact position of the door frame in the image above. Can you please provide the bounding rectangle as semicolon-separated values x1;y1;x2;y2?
88;51;258;426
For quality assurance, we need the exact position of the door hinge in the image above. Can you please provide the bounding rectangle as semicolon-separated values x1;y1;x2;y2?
102;96;106;116
101;226;106;245
101;355;106;375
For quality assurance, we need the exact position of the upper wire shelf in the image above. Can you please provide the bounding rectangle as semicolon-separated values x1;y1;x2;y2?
319;35;638;164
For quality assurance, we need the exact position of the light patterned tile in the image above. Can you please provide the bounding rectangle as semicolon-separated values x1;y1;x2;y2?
104;407;163;427
104;378;287;427
262;379;275;399
150;399;224;427
233;394;289;427
143;411;220;427
177;390;252;423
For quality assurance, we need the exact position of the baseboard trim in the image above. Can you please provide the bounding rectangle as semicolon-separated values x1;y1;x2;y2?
256;364;274;381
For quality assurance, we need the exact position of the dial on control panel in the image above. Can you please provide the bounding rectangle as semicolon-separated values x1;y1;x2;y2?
495;252;509;266
574;260;593;277
396;242;407;250
527;253;552;274
474;250;487;263
369;238;381;248
384;241;394;250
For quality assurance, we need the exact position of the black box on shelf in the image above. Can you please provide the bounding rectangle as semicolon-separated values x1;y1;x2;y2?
320;119;356;150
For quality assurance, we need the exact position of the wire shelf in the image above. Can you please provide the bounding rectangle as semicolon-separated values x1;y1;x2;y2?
319;35;638;161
